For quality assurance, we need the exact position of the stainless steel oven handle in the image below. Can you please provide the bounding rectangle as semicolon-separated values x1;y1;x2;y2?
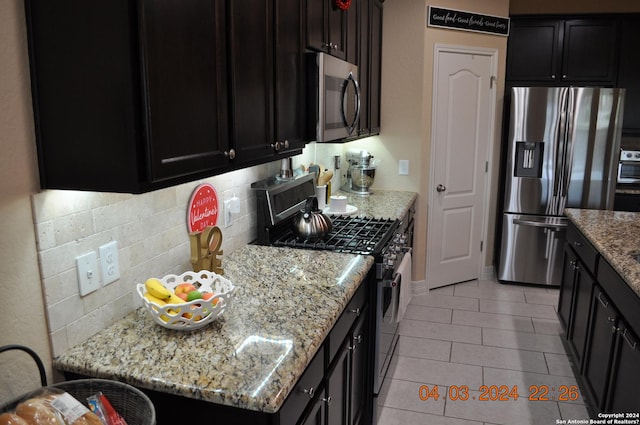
383;273;401;324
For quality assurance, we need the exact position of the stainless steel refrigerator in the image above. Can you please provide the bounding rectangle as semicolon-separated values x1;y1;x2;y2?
498;86;625;286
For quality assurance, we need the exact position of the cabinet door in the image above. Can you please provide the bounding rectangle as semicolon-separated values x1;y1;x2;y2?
561;19;618;84
357;0;371;137
299;388;327;425
567;261;595;370
326;339;350;425
227;0;274;165
140;0;229;182
583;287;618;411
369;0;383;135
274;0;307;153
328;0;348;60
506;19;561;82
618;17;640;135
349;310;369;425
606;321;640;413
306;0;348;59
558;247;578;333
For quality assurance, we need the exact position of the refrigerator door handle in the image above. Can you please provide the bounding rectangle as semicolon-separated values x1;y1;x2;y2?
512;218;568;231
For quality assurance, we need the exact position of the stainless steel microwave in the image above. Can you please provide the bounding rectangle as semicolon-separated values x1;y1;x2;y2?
309;53;361;142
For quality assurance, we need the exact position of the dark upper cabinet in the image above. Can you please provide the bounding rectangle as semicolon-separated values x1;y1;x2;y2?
506;17;619;85
562;19;618;83
26;0;231;193
368;0;383;135
618;17;640;135
306;0;349;60
141;0;230;183
507;19;562;82
226;0;306;167
357;0;370;137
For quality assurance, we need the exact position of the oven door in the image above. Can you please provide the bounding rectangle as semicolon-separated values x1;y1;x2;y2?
374;269;401;395
618;161;640;184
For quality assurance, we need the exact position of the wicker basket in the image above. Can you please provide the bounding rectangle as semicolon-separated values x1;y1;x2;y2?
51;379;156;425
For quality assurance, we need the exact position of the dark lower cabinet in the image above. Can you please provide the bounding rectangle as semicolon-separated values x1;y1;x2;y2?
327;338;351;424
349;312;368;425
606;321;640;413
559;221;640;416
582;287;618;411
299;388;326;425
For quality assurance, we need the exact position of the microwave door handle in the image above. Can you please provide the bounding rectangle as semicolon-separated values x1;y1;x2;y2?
352;74;361;133
343;73;361;134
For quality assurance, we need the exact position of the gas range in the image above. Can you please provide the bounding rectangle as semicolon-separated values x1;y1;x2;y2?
251;173;411;396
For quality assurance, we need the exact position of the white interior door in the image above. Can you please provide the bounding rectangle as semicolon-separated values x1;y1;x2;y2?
427;46;496;289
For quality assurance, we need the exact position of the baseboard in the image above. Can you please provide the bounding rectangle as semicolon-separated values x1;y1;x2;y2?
412;279;427;295
481;266;495;281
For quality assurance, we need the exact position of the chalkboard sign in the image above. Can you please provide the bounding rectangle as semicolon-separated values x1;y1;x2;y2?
428;6;510;37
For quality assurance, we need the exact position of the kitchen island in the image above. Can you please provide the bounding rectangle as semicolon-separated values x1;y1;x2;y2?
565;208;640;298
54;245;375;423
560;209;640;415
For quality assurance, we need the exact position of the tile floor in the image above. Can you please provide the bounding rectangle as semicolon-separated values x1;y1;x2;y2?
375;278;590;425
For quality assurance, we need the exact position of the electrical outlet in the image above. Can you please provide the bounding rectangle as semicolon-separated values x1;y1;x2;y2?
223;200;232;227
99;241;120;285
77;251;99;296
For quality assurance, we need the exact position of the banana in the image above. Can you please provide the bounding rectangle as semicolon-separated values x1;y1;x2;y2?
143;292;167;306
144;278;171;300
166;293;186;306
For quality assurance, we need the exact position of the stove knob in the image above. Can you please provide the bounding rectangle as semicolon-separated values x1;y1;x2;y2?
627;152;633;158
636;153;640;159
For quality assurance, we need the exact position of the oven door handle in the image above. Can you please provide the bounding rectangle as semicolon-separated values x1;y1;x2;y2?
383;273;401;323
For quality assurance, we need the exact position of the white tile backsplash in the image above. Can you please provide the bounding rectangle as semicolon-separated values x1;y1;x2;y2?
31;140;378;356
31;158;306;357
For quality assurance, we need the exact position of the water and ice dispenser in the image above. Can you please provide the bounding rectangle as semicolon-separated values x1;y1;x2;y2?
514;141;544;178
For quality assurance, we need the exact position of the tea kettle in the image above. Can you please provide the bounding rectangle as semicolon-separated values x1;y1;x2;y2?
292;197;333;241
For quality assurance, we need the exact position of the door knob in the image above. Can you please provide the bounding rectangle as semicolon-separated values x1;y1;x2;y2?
436;184;446;192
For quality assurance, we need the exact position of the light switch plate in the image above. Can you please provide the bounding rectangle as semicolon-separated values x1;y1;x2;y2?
399;160;409;176
223;200;232;227
77;251;99;296
99;241;120;285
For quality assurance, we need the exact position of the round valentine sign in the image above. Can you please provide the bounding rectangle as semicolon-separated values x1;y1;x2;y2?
187;183;219;233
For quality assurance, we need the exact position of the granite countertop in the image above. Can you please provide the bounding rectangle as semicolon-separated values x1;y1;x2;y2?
331;188;417;220
53;245;374;413
565;208;640;298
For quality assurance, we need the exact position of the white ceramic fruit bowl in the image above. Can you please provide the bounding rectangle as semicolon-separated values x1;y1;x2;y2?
136;270;234;330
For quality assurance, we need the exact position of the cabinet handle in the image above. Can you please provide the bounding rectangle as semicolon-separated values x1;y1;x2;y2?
270;142;281;151
323;395;332;405
562;74;567;79
569;260;579;271
612;326;620;334
620;328;638;350
572;241;583;247
349;307;361;316
348;335;363;351
551;74;556;80
303;387;315;398
597;292;609;308
224;149;236;160
283;140;289;149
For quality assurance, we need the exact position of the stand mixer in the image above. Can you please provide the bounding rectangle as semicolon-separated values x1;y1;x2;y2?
343;150;378;195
